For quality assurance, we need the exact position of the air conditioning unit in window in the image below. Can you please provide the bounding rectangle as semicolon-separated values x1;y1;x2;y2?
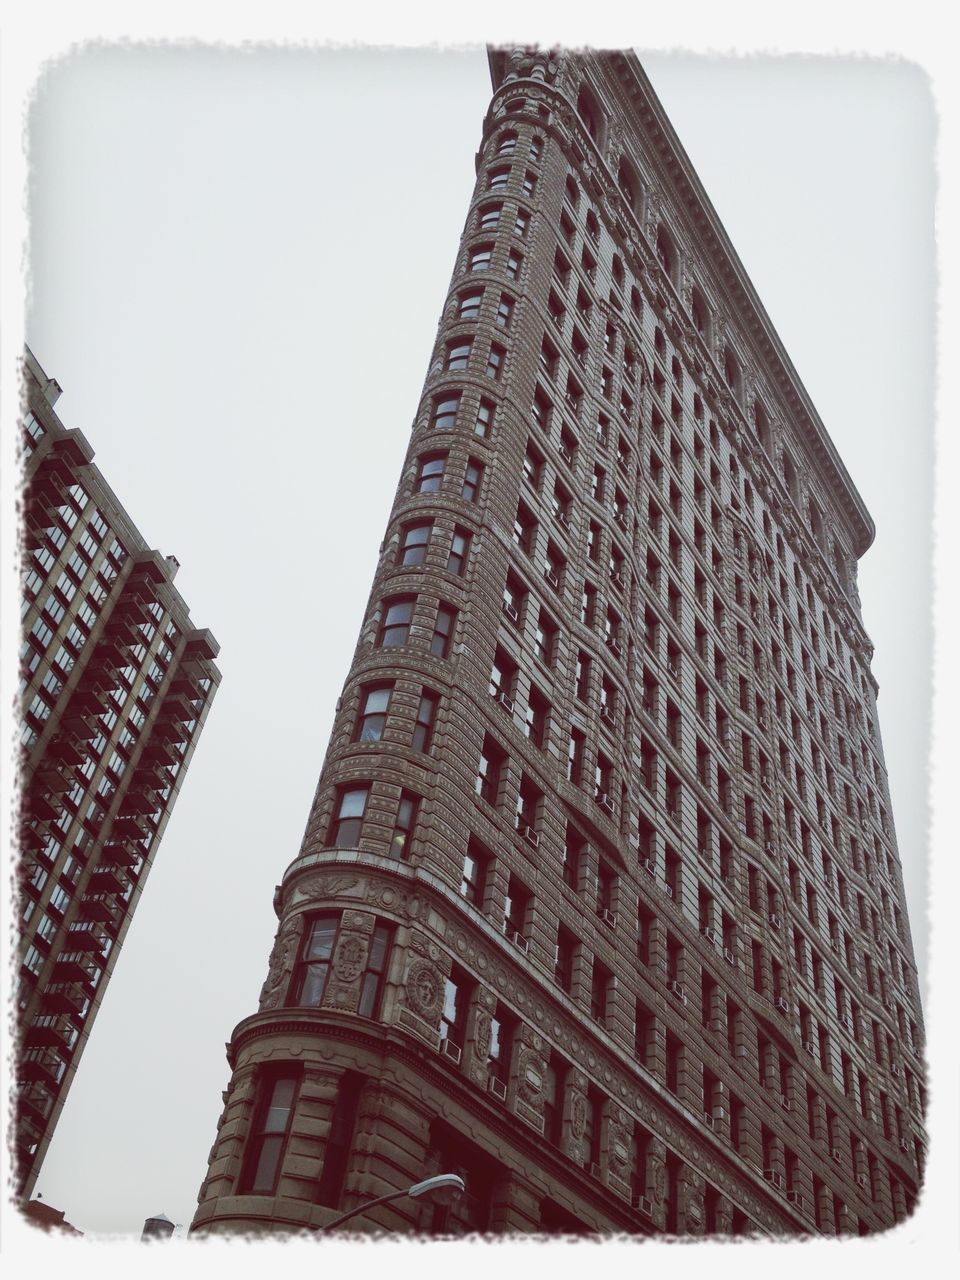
780;1094;792;1111
641;858;655;876
596;792;615;816
599;908;617;929
586;1162;602;1178
763;1169;785;1192
803;1041;817;1058
440;1039;462;1065
502;601;519;623
891;1063;901;1077
775;997;789;1014
508;929;529;954
633;1195;654;1218
488;1075;507;1101
899;1138;910;1153
701;926;718;945
559;446;574;467
761;775;772;790
664;883;674;899
831;1148;843;1164
667;663;680;679
856;1173;869;1190
599;704;614;725
610;571;625;590
787;1190;805;1210
668;980;686;1004
764;842;776;855
544;566;560;589
607;638;623;658
496;691;514;713
703;1111;714;1130
769;912;782;929
724;948;737;966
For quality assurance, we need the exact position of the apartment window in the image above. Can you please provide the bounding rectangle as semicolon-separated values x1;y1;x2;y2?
513;501;537;554
240;1071;300;1195
390;791;418;859
534;607;558;666
475;397;494;438
446;338;473;372
555;927;576;993
378;596;415;647
458;290;483;321
331;786;368;847
399;522;432;566
486;342;506;380
469;243;494;272
475;734;505;806
495;294;514;329
461;839;489;906
514;208;530;238
575;650;591;701
478;202;502;232
462;458;483;501
489;645;518;705
504;874;531;939
522;170;537;197
488;166;510;190
440;967;471;1051
416;453;446;493
506;248;523;280
431;604;456;657
525;686;549;749
567;728;585;784
412;691;439;752
591;959;612;1024
356;684;392;742
358;926;393;1018
447;528;471;577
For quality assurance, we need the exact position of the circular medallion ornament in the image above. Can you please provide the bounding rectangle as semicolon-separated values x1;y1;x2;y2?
653;1165;666;1204
476;952;488;972
405;960;442;1020
518;1052;544;1104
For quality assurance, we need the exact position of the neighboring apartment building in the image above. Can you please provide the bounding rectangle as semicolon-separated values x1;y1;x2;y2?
16;347;221;1198
191;48;924;1236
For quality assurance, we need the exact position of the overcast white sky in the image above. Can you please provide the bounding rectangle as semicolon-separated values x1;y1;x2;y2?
2;8;956;1265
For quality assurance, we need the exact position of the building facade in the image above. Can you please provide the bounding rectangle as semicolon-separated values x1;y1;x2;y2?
16;347;221;1198
191;49;924;1237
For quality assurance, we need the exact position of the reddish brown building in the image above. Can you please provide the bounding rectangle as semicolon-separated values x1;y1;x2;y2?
191;48;924;1236
16;348;221;1199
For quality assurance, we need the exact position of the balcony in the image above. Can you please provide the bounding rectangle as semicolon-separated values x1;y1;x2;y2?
77;892;123;928
24;1014;75;1049
39;982;87;1016
86;864;130;895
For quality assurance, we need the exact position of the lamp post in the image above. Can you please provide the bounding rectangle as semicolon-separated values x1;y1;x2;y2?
318;1173;466;1234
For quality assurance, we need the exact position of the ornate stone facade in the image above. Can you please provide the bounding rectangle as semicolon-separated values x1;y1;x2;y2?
191;48;924;1238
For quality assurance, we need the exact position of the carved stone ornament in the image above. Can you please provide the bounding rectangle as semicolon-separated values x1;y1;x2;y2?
299;874;360;903
258;913;304;1011
474;1010;492;1062
332;932;367;983
684;1195;704;1233
608;1125;629;1174
653;1162;667;1204
571;1093;587;1139
517;1049;545;1104
405;958;443;1021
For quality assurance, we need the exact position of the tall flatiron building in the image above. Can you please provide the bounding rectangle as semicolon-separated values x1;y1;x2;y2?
192;48;924;1236
16;347;221;1199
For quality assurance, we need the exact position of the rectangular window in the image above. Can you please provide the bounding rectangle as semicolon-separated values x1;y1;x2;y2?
412;691;439;752
390;791;418;859
241;1072;300;1195
446;338;473;371
358;926;392;1018
485;343;505;380
431;604;456;657
475;734;505;806
475;398;494;438
432;394;461;430
399;522;432;566
292;914;339;1004
461;839;489;906
462;458;483;502
447;528;470;576
332;786;368;847
356;684;392;742
378;596;415;647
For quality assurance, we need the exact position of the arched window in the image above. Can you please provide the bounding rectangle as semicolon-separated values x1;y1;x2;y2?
565;174;579;209
691;286;710;339
617;159;640;214
656;225;675;281
723;346;741;399
576;85;602;144
497;130;518;156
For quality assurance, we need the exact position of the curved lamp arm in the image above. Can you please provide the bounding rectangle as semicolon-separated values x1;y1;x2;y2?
319;1174;466;1234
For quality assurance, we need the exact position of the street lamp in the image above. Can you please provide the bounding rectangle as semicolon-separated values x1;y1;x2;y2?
318;1173;466;1234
